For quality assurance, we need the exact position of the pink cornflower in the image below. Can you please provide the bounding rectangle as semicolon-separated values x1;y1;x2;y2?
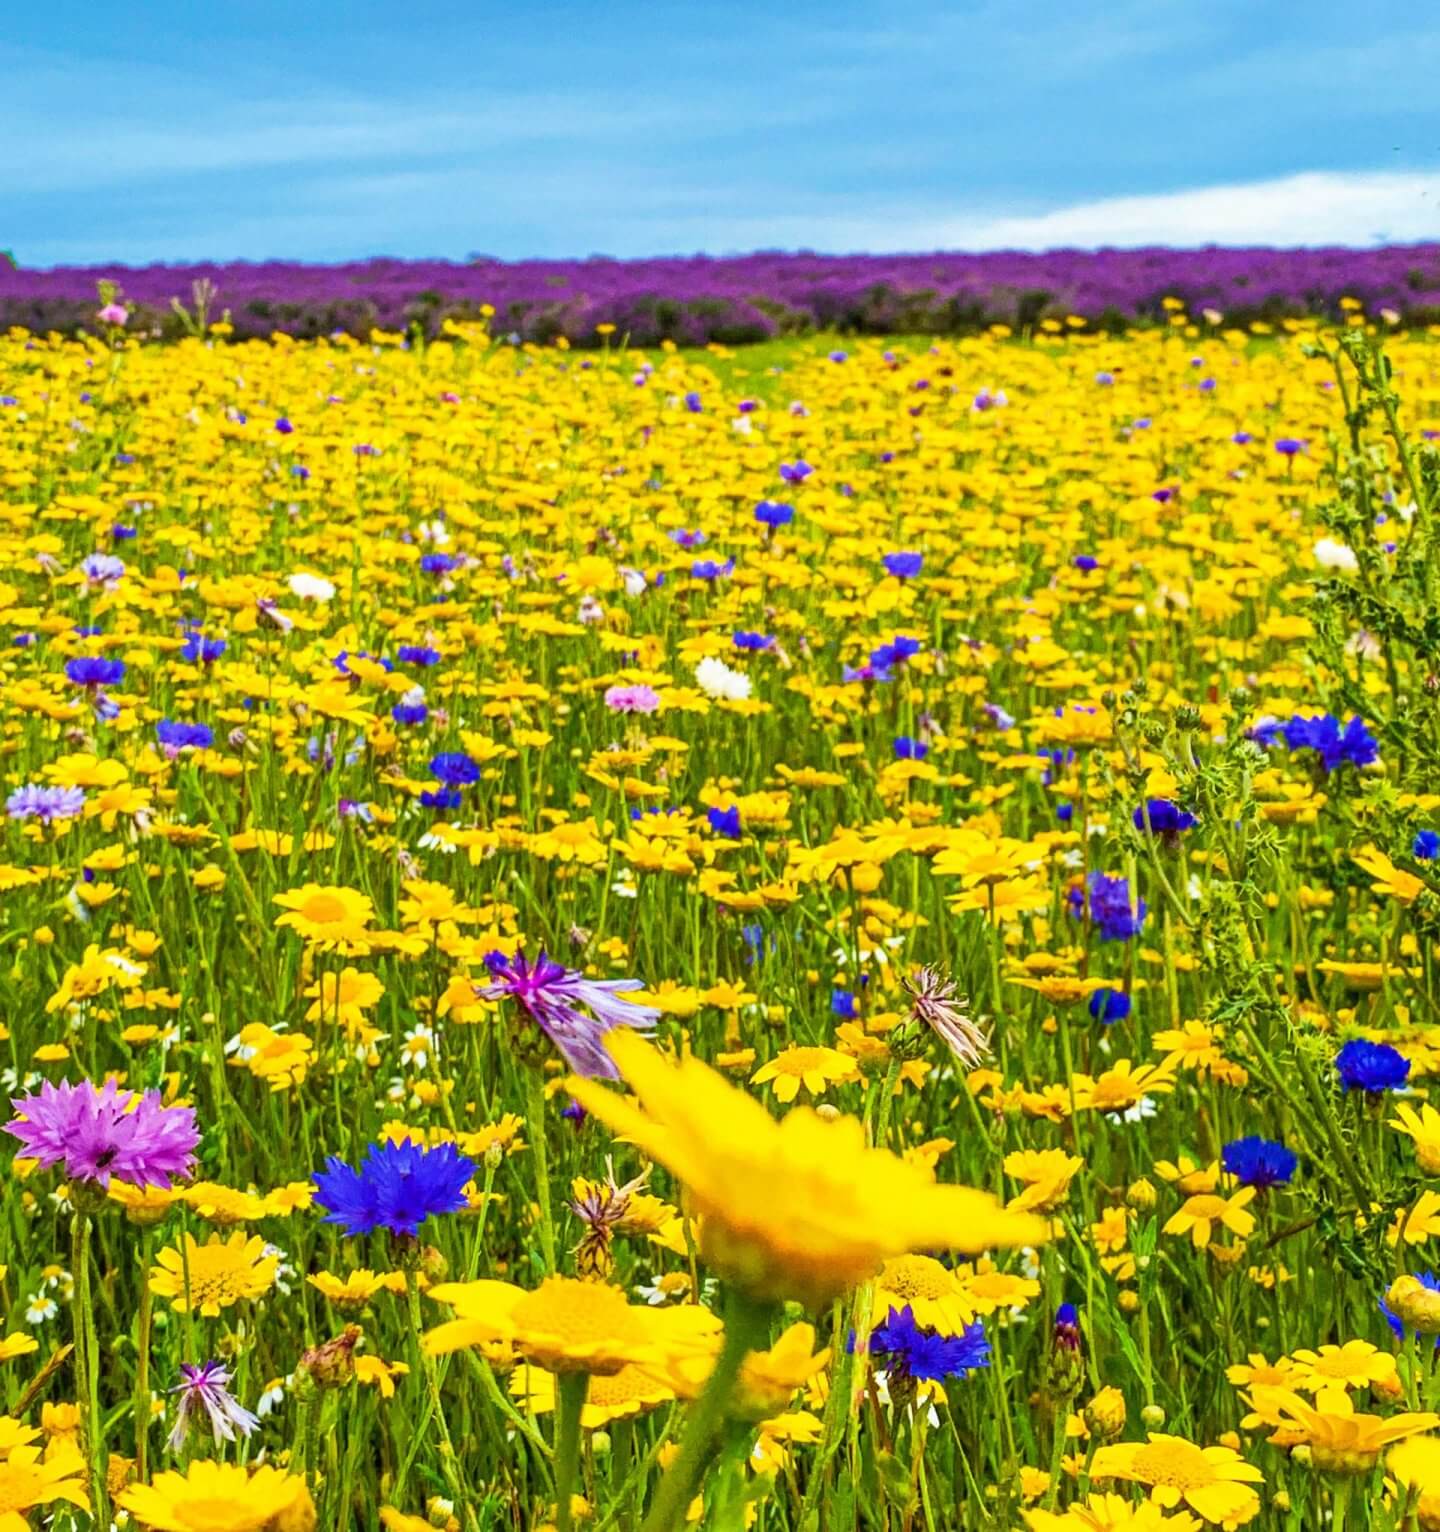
603;684;661;715
168;1361;259;1450
4;1078;198;1189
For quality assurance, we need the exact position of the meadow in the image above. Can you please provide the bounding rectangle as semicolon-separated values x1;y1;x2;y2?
0;304;1439;1532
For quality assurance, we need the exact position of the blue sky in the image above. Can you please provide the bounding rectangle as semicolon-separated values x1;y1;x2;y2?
9;0;1440;266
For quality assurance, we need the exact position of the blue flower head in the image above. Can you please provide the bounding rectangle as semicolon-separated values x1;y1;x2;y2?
869;635;922;674
883;551;923;580
1335;1038;1409;1093
893;736;928;761
66;656;125;688
430;752;480;788
181;632;227;665
392;703;429;726
314;1140;475;1238
421;553;459;576
1414;830;1439;862
397;645;441;667
754;500;795;528
1069;872;1146;942
707;805;741;839
857;1306;990;1383
1088;987;1131;1025
1222;1135;1297;1189
1133;799;1198;835
1282;714;1378;773
157;721;214;752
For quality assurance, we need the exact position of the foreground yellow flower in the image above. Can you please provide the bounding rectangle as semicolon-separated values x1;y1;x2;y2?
424;1274;719;1374
149;1232;279;1315
566;1030;1048;1307
1247;1387;1437;1471
1388;1435;1440;1530
1090;1433;1262;1526
121;1460;314;1530
0;1441;88;1528
1390;1103;1440;1174
1025;1492;1200;1529
272;883;375;950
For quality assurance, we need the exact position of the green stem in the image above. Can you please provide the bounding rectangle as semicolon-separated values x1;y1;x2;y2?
639;1292;772;1532
134;1228;154;1483
555;1371;590;1532
72;1210;110;1526
404;1261;469;1519
525;1067;559;1273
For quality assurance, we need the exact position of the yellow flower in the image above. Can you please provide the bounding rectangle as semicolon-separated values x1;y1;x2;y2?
121;1460;314;1530
750;1046;859;1102
1390;1103;1440;1175
0;1441;88;1525
149;1233;279;1315
510;1361;675;1426
308;1269;407;1307
1250;1387;1436;1472
1004;1148;1084;1212
1089;1433;1262;1525
0;1333;38;1364
354;1355;410;1399
1287;1340;1397;1395
565;1030;1048;1307
872;1254;976;1333
1388;1435;1440;1529
1162;1189;1256;1249
272;883;375;951
424;1275;719;1375
180;1182;268;1225
1025;1492;1200;1528
1353;845;1424;903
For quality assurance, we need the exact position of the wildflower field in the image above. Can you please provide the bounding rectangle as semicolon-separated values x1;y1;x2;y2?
3;305;1440;1532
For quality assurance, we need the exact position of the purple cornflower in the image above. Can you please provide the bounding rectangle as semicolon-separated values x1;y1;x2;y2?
1069;872;1146;942
603;684;661;715
778;460;813;483
6;784;85;822
480;950;659;1079
4;1078;198;1189
314;1139;475;1238
168;1361;259;1450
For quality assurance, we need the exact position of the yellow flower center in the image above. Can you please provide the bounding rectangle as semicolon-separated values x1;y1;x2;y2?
301;893;351;924
1129;1441;1212;1490
512;1278;636;1350
882;1256;953;1301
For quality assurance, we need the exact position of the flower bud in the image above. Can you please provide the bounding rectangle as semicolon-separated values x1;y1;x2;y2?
1082;1386;1126;1442
296;1326;361;1390
1117;1290;1140;1315
1140;1403;1166;1430
1125;1178;1157;1211
1387;1275;1440;1335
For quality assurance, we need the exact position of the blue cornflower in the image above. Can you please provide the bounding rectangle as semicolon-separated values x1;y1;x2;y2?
1336;1038;1409;1093
754;500;795;528
691;558;735;581
1133;799;1198;835
157;721;214;752
732;631;775;651
1281;714;1378;772
858;1307;990;1383
1222;1135;1297;1189
1232;431;1253;444
669;529;706;549
684;391;703;412
869;634;922;673
392;703;429;726
707;805;741;839
420;553;459;575
314;1140;475;1238
420;788;462;811
1274;437;1307;456
65;656;125;688
181;632;227;665
778;461;813;484
275;416;294;434
430;752;480;788
1073;554;1099;572
1054;1304;1081;1352
893;736;928;760
883;551;923;579
831;989;858;1020
1413;830;1439;861
1069;872;1146;942
397;645;442;667
1088;987;1131;1024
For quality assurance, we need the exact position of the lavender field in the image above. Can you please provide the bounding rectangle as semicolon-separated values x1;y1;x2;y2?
5;244;1440;343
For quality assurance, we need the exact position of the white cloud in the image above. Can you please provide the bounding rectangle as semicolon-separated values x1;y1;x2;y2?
673;170;1440;254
